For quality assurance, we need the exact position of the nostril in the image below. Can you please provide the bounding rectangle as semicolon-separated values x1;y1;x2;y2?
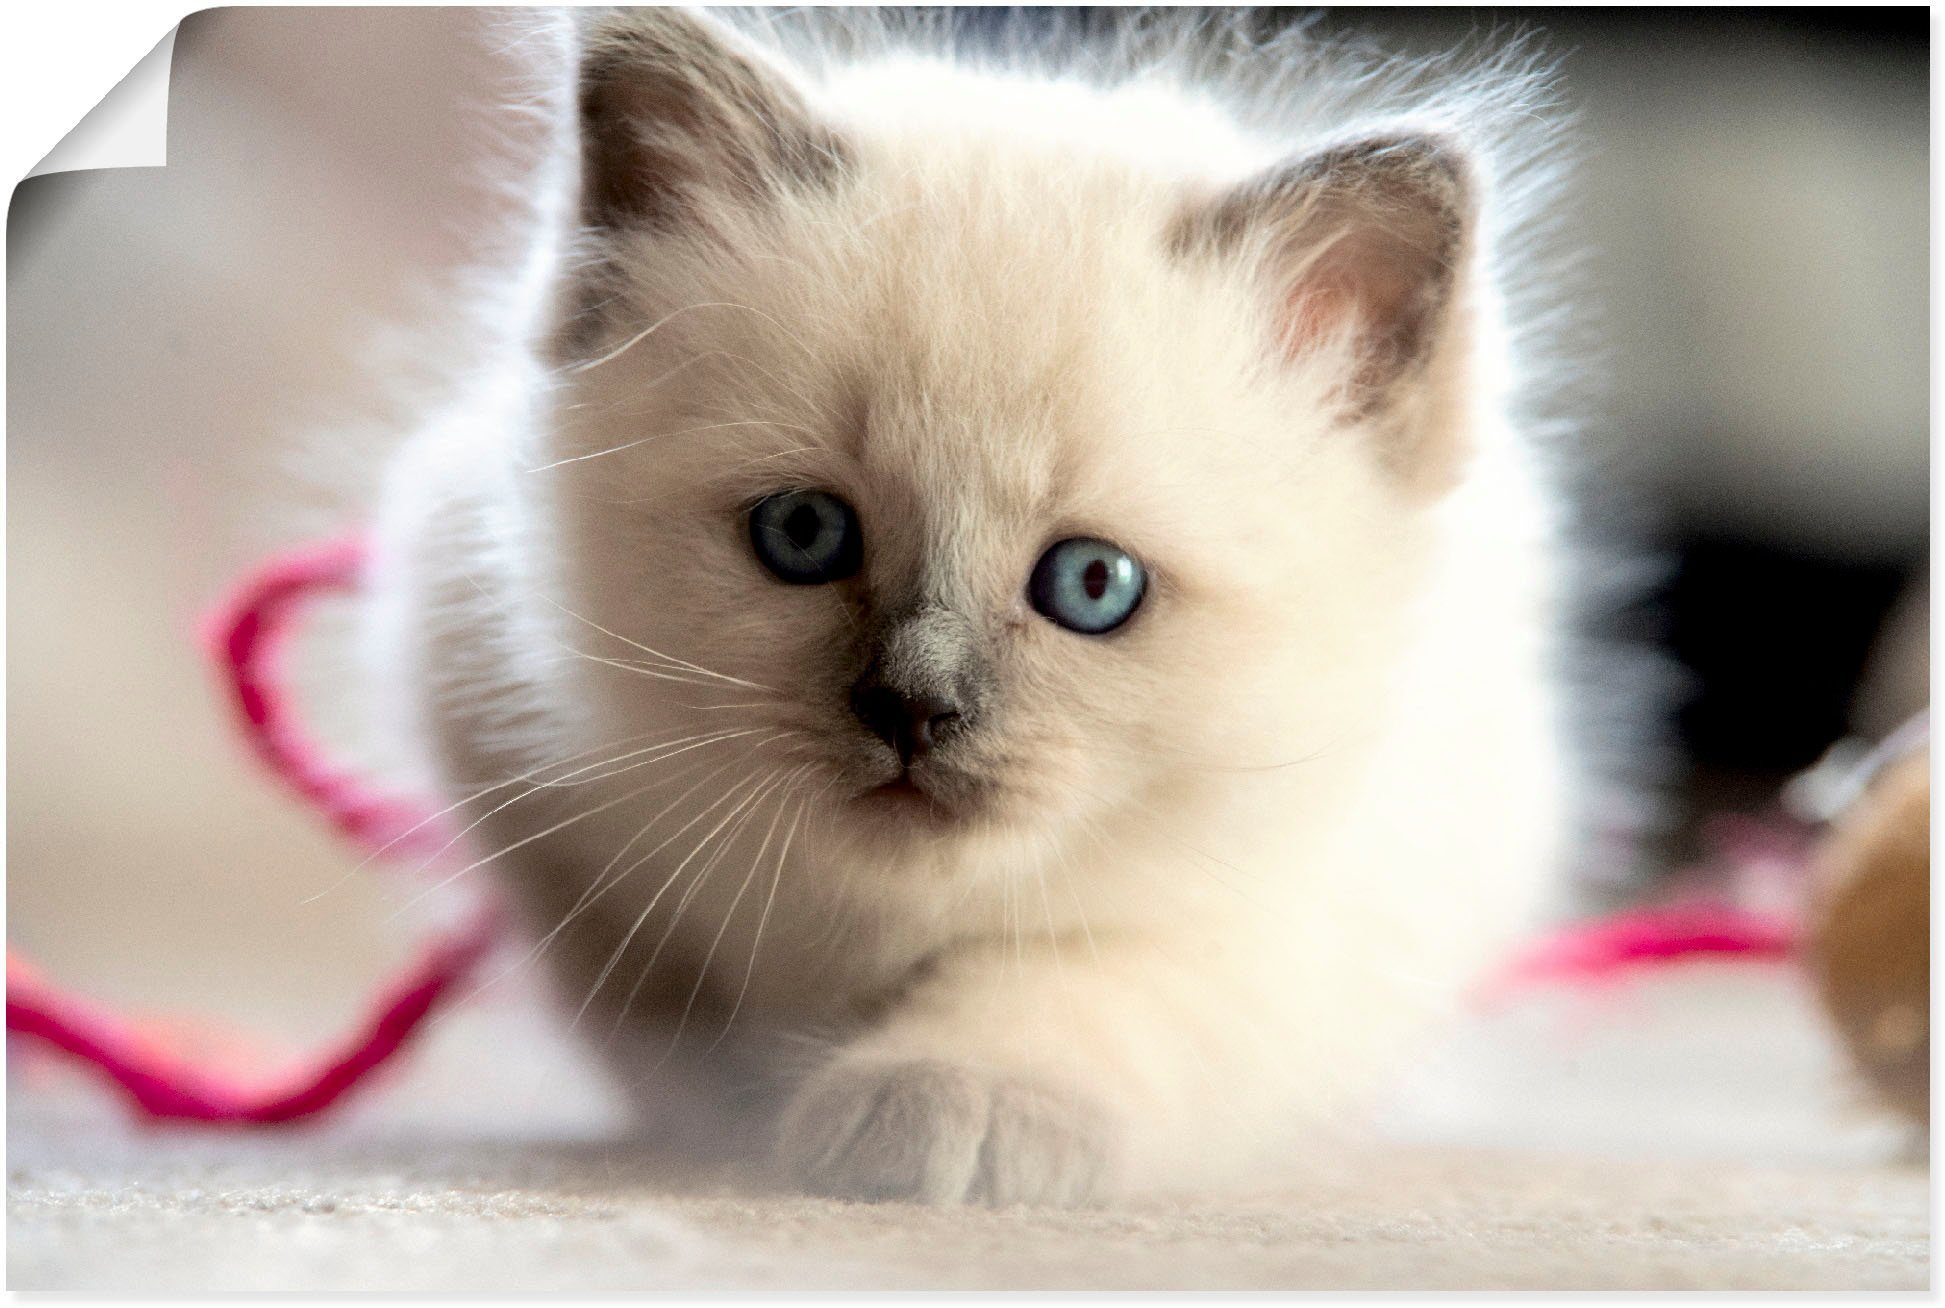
850;682;963;764
906;699;959;752
851;685;904;746
918;706;961;748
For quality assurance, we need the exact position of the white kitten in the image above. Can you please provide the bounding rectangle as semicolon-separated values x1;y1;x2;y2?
364;8;1574;1205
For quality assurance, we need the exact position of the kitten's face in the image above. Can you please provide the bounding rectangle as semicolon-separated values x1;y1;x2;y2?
539;159;1432;867
529;12;1470;873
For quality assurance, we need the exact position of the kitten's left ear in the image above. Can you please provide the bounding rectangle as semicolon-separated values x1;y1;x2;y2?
1173;134;1477;491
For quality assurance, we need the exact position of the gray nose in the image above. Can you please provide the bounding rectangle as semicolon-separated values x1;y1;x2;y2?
850;680;962;766
850;603;987;766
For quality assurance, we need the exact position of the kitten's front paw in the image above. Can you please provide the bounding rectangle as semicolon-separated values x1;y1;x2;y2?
777;1058;1118;1207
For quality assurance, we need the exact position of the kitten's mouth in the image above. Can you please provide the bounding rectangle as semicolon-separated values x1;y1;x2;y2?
865;773;945;811
857;766;979;826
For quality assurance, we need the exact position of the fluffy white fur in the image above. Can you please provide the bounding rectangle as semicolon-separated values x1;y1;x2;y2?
364;8;1574;1205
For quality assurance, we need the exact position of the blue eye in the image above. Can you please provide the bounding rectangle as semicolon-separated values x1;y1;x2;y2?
750;490;861;584
1028;537;1146;634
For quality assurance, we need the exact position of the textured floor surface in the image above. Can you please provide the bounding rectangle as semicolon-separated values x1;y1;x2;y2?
8;967;1928;1290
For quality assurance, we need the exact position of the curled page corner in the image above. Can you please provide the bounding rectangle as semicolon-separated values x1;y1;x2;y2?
26;25;179;179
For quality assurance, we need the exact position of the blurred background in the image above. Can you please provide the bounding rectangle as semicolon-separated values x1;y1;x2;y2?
7;9;1928;1149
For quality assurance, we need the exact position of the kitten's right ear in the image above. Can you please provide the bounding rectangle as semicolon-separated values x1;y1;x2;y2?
572;8;846;234
1170;134;1476;492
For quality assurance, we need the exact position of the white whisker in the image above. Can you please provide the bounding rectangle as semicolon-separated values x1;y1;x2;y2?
392;727;763;903
531;591;776;693
297;727;671;906
655;762;813;1063
524;418;819;474
569;747;790;1027
558;301;783;377
466;748;760;1001
706;776;828;1054
615;765;791;1041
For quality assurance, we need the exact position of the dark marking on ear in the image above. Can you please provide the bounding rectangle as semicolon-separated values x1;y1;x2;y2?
551;10;852;362
576;8;849;233
1168;133;1478;495
1170;133;1472;409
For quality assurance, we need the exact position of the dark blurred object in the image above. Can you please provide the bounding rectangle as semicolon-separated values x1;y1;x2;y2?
1808;741;1928;1128
1668;538;1909;777
1649;536;1916;861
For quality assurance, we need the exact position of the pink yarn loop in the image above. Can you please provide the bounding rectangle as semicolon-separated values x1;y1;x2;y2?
6;535;499;1127
205;535;452;857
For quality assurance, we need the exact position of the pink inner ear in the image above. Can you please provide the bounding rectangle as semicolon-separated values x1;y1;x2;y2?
1276;223;1444;377
1279;282;1356;364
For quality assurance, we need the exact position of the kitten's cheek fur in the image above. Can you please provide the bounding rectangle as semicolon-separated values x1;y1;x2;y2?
777;1057;1122;1207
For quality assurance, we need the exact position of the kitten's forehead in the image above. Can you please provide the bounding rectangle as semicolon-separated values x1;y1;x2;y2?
829;158;1181;513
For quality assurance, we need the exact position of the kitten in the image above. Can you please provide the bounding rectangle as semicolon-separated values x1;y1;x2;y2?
365;7;1573;1205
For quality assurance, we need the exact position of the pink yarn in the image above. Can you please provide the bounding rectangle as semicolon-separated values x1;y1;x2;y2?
1480;901;1801;1004
6;911;496;1124
6;535;499;1126
205;535;451;858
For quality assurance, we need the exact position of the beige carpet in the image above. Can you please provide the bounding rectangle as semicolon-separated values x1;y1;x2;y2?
8;967;1927;1290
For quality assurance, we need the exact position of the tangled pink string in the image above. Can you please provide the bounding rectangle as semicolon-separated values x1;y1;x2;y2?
6;536;500;1125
